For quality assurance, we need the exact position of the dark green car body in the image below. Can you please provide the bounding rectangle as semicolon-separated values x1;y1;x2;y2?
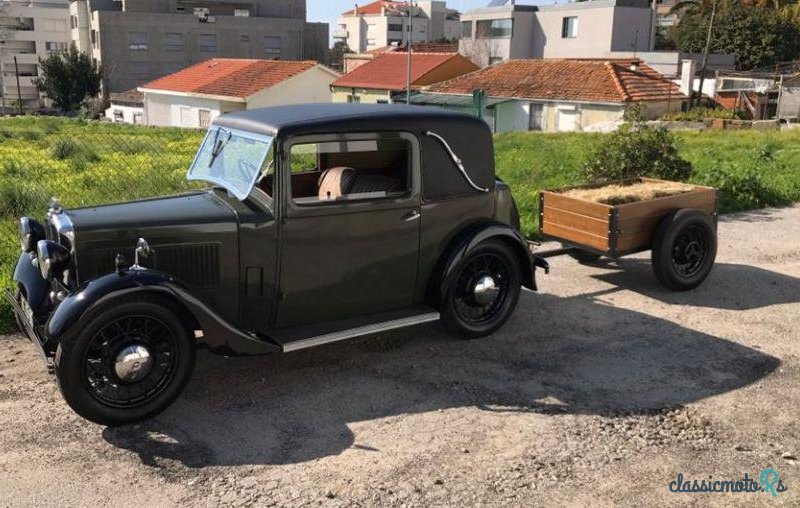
10;104;537;363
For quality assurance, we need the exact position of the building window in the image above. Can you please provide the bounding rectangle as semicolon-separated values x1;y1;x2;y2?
133;113;143;125
476;18;513;38
164;33;184;51
562;17;578;38
240;34;250;43
388;23;403;32
347;95;360;103
462;21;472;38
199;109;212;128
128;31;149;51
264;36;281;55
234;9;250;17
529;103;543;131
113;110;123;122
90;30;97;48
366;39;376;47
70;15;78;29
488;56;504;65
198;34;217;52
45;41;67;54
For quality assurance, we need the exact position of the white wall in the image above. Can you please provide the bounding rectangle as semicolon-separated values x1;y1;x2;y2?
143;93;243;128
246;66;338;108
105;103;145;124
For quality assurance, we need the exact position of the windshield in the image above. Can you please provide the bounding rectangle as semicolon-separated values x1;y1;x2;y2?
187;126;274;200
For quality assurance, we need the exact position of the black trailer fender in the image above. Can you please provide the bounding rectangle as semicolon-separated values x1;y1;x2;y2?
46;269;281;356
438;222;536;303
13;252;51;316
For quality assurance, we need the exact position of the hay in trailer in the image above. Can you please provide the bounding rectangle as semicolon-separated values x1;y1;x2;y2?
560;180;698;205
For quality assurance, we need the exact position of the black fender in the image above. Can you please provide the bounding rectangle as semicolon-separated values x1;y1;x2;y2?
437;221;536;304
13;252;51;316
46;269;281;356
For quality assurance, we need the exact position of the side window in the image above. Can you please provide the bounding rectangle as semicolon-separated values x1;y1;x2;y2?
289;137;411;205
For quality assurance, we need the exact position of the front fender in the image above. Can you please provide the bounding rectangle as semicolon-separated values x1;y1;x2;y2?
13;252;50;316
440;222;536;302
46;269;280;356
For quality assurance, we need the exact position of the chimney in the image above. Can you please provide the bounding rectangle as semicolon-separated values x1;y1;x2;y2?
680;59;696;97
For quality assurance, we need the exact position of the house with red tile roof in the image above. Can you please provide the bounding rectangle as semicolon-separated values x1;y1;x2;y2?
331;52;479;104
137;59;340;128
408;59;688;133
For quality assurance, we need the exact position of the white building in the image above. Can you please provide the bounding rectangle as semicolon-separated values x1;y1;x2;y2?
137;58;340;128
0;0;69;113
459;0;654;67
334;0;462;54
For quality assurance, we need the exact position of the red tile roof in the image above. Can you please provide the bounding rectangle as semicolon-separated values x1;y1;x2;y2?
426;59;686;103
140;59;322;99
343;1;403;16
332;52;479;92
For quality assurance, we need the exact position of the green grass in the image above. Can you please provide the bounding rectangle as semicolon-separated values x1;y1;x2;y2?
1;118;800;333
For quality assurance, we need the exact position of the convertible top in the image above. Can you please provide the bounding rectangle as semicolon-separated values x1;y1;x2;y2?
214;104;496;199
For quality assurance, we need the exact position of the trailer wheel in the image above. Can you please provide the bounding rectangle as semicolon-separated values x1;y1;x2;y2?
651;209;717;291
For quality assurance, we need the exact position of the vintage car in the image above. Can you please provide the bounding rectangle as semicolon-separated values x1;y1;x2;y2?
8;104;545;425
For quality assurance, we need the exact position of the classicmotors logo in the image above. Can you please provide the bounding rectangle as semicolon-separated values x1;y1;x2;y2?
669;468;789;497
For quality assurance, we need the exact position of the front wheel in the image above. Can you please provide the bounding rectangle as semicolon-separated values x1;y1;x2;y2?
440;240;522;339
54;295;195;426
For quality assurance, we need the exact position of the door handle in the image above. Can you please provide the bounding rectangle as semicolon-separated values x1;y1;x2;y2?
402;208;421;222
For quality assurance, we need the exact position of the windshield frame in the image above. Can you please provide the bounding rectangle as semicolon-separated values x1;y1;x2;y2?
187;126;274;201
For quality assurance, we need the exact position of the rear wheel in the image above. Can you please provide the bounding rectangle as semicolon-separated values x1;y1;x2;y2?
441;240;522;339
54;295;195;426
651;209;717;291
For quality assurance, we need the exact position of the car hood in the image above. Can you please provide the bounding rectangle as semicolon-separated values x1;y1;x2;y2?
65;190;240;289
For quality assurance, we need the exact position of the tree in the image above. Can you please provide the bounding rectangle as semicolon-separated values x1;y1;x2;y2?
670;4;800;70
329;41;351;73
34;43;101;113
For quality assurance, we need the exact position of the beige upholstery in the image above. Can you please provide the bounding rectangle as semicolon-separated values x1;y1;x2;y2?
318;167;355;200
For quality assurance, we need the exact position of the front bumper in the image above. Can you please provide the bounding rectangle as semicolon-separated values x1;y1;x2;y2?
3;288;54;371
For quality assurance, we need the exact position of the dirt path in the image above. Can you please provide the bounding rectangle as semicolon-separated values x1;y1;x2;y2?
1;206;798;507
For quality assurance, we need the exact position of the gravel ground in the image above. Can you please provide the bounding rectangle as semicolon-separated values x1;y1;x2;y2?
1;205;798;507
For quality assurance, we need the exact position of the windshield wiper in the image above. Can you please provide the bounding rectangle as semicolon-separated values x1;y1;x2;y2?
208;128;232;168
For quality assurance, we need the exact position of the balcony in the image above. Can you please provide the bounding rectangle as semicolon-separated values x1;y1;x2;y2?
332;28;348;40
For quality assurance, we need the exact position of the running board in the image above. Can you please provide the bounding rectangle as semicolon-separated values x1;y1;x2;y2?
280;311;440;353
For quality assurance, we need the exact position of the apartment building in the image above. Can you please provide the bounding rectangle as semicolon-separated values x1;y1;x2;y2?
334;0;461;54
459;0;654;67
70;0;329;93
0;0;69;112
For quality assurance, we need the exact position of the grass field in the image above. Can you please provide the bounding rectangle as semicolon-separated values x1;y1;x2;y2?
1;117;799;333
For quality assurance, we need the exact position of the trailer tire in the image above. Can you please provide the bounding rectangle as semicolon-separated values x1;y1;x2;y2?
651;209;717;291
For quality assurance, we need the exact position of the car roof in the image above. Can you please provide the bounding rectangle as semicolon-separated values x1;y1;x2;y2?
213;103;482;137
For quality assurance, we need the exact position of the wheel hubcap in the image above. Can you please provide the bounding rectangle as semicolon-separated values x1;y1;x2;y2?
472;275;499;306
114;343;154;383
671;225;708;278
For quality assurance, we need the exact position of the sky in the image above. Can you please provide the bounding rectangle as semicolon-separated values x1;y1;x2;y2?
307;0;541;26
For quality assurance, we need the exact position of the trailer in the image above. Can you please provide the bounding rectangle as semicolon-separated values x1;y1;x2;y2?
535;178;718;291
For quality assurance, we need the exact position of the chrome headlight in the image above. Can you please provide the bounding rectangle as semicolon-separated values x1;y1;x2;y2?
36;240;71;280
19;217;45;253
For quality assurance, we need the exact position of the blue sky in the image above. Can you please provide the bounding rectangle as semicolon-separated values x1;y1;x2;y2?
307;1;539;25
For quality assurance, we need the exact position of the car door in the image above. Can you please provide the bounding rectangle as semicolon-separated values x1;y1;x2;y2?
274;132;422;328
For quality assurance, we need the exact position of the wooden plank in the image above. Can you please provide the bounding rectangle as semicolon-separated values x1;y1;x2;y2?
617;202;716;253
542;205;609;236
616;187;716;221
542;191;611;220
542;221;609;252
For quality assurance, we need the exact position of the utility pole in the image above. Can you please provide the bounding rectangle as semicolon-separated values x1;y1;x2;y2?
14;56;22;115
695;0;717;108
649;0;658;51
0;40;5;116
406;1;414;105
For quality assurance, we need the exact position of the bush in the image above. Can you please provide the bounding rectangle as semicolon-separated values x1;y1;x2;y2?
0;181;49;218
582;120;693;183
50;138;79;159
662;107;745;122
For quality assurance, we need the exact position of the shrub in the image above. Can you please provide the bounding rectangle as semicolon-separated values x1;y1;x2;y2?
698;164;787;212
662;107;745;122
50;138;79;159
582;120;693;183
0;181;48;218
18;130;40;141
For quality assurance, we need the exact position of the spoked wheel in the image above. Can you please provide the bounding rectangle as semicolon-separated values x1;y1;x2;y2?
652;209;717;291
55;296;195;426
441;240;521;339
83;315;179;409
